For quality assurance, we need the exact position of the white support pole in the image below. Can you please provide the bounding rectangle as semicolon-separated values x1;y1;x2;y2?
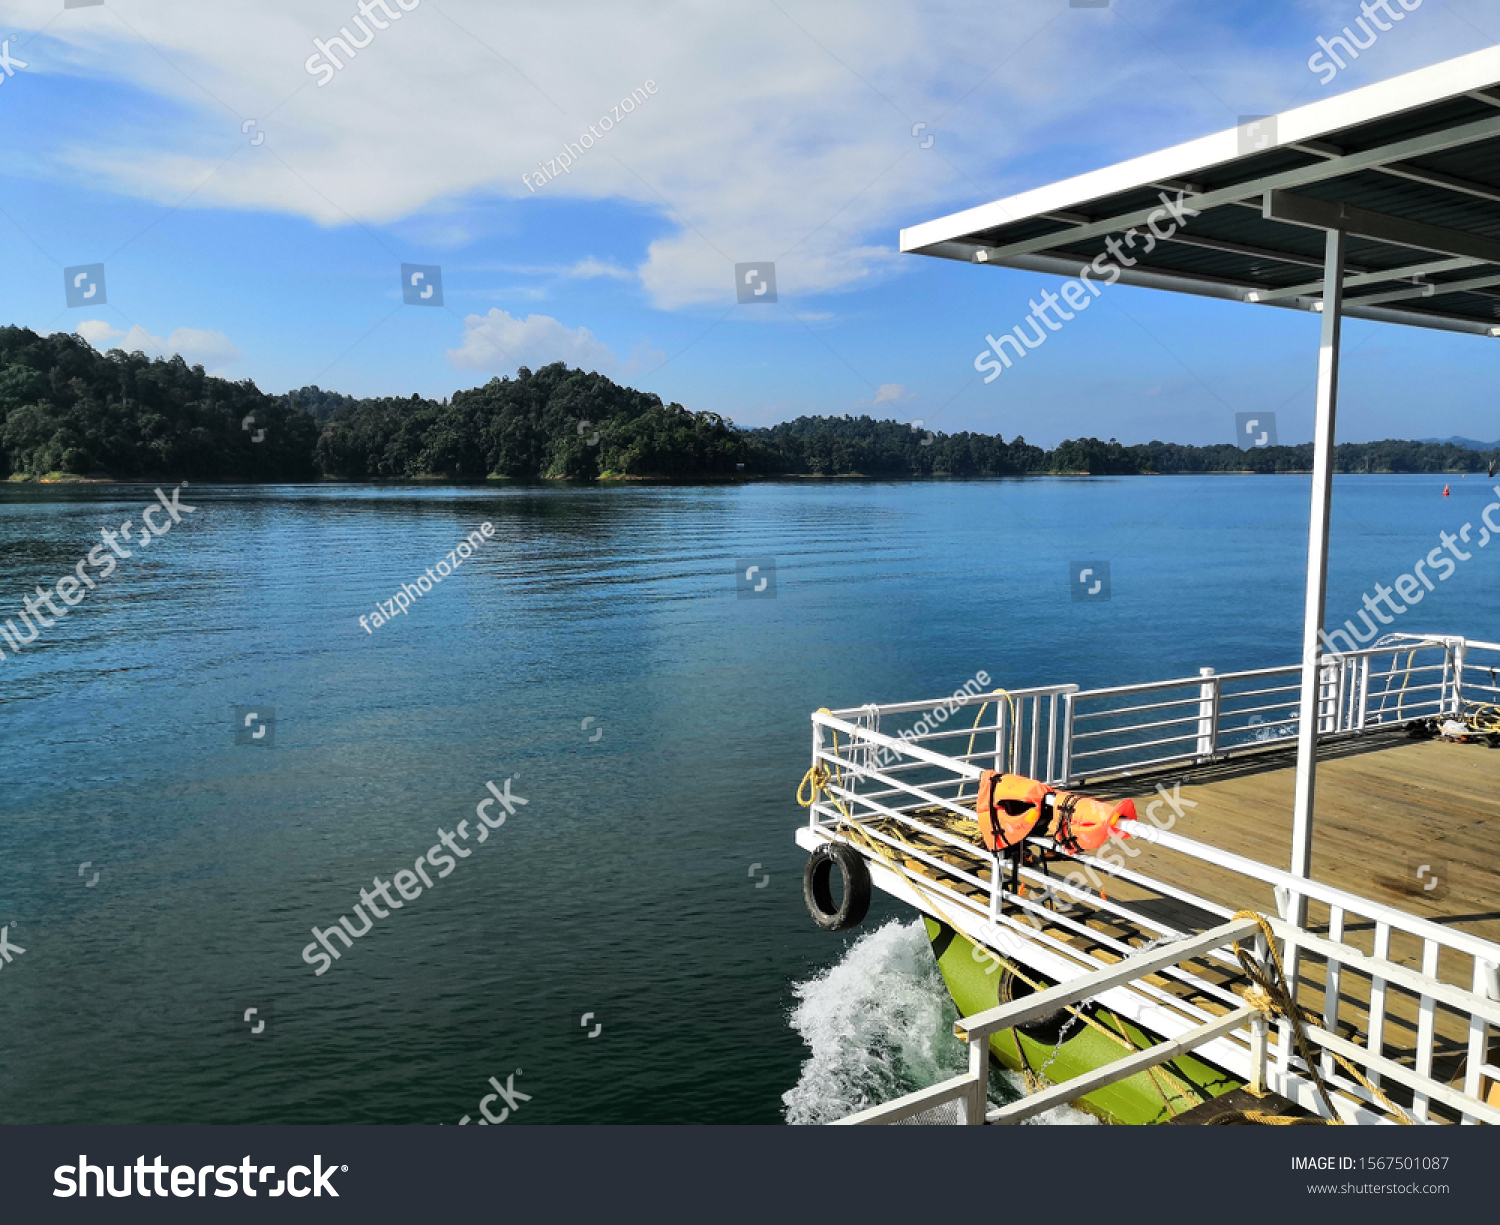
810;717;824;828
965;1034;988;1124
1289;227;1347;928
1196;667;1216;760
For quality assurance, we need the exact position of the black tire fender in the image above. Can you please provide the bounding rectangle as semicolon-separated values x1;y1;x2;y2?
802;843;872;932
998;967;1076;1047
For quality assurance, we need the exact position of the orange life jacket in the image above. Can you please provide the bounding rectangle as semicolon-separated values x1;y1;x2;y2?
974;770;1135;854
974;772;1052;851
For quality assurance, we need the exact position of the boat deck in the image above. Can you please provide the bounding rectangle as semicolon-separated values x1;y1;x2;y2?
854;730;1500;1115
1086;729;1500;949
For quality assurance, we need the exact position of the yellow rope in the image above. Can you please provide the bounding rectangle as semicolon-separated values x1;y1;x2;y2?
796;709;853;821
955;690;1015;803
1398;648;1419;722
1101;1010;1189;1119
1458;702;1500;734
1226;910;1414;1126
1384;647;1419;722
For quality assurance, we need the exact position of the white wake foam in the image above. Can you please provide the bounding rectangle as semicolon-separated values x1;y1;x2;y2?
782;919;1097;1125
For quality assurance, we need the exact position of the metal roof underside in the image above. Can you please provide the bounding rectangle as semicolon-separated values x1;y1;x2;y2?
900;47;1500;337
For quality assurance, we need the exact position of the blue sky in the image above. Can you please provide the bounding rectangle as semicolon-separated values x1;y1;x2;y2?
1;0;1498;445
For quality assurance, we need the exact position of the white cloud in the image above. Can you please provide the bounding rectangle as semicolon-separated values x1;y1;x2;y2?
75;320;124;347
447;309;620;373
76;320;244;372
472;258;634;281
10;0;1494;314
565;257;634;281
873;382;907;403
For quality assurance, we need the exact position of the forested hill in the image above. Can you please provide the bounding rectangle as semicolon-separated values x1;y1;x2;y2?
1;326;1496;482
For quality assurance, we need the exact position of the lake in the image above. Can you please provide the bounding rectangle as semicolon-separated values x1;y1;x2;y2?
1;474;1495;1123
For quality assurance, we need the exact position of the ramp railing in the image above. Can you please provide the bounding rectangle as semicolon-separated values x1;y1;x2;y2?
830;907;1500;1126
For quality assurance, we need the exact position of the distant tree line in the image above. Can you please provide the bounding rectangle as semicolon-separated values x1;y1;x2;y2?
1;326;1495;482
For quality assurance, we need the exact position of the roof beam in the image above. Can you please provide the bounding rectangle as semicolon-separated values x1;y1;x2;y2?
1351;270;1500;306
1248;256;1481;303
962;112;1500;264
930;240;1500;338
1285;134;1500;207
1375;162;1500;207
1264;191;1500;265
1156;230;1353;271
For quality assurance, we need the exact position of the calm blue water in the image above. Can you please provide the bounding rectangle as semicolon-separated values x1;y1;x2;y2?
0;475;1496;1123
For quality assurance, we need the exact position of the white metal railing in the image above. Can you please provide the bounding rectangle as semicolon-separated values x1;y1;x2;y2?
1058;635;1475;784
829;684;1078;787
825;637;1492;794
832;911;1500;1126
1458;638;1500;709
804;651;1500;1124
834;920;1263;1125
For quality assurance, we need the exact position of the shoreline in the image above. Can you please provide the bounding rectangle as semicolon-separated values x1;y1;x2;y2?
2;470;1475;488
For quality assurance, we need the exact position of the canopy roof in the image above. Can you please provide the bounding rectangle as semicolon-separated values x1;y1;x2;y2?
900;47;1500;337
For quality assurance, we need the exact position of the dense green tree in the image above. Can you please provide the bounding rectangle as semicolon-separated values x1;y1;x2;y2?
2;327;1495;482
0;327;318;481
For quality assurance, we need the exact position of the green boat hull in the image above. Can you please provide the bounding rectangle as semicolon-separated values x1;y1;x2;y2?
925;918;1242;1124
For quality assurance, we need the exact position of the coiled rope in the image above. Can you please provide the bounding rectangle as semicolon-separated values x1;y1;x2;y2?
1456;702;1500;734
1211;910;1415;1126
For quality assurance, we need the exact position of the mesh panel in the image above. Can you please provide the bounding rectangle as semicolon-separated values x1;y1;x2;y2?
890;1099;967;1125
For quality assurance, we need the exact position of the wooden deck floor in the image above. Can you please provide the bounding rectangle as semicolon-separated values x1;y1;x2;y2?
1090;729;1500;948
